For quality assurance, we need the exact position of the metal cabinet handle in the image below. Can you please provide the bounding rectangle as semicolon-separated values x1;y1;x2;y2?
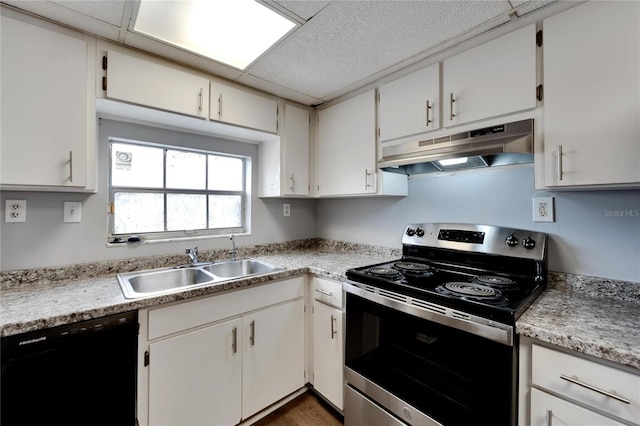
426;100;432;125
198;88;203;112
249;320;255;347
218;94;223;118
557;145;563;182
559;374;631;404
232;326;237;354
315;288;333;297
68;151;73;183
330;314;337;339
545;408;552;426
289;174;295;193
365;169;372;189
449;93;456;121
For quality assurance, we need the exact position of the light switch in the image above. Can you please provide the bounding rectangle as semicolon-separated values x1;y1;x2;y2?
64;202;82;223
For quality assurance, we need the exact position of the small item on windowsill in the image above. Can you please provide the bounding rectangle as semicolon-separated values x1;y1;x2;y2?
111;237;126;244
127;235;142;243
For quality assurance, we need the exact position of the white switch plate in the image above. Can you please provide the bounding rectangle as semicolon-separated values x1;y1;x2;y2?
64;201;82;223
283;203;291;217
533;197;554;222
5;199;26;223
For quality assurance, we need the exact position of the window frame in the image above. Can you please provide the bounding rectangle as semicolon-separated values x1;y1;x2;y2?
108;137;248;242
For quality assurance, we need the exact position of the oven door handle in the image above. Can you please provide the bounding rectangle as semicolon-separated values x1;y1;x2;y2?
344;281;514;346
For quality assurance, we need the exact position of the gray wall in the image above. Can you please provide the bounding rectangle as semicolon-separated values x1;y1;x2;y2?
0;120;317;271
317;165;640;283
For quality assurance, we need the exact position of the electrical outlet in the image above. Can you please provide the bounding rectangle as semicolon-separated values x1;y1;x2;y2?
533;197;554;222
63;201;82;223
283;203;291;217
5;199;26;223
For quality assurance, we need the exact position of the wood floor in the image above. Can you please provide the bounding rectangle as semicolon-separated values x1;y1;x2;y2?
252;392;344;426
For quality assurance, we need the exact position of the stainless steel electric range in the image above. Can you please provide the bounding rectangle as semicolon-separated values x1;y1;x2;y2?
343;223;547;426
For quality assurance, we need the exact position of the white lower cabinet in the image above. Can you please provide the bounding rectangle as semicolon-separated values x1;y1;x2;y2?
531;388;624;426
529;343;640;426
242;299;306;419
148;318;243;425
138;277;305;426
311;277;344;411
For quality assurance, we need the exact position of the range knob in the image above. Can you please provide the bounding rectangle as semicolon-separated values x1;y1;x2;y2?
415;228;425;237
523;237;536;249
406;228;416;237
505;234;519;247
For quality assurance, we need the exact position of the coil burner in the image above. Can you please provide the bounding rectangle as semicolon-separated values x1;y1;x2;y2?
472;276;518;290
368;267;402;278
436;282;508;306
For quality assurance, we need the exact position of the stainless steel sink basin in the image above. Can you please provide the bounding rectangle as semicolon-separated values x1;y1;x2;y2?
202;258;284;278
117;258;284;299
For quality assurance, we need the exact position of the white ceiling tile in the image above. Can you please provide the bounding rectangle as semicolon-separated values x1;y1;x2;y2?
249;1;512;99
50;0;126;26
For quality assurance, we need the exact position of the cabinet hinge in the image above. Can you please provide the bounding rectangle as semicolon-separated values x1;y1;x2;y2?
276;106;279;132
102;77;107;91
102;55;108;70
377;92;380;103
536;30;543;47
144;350;150;367
536;84;544;101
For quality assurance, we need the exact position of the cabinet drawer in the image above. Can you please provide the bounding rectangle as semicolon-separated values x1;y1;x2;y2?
532;344;640;424
312;277;343;309
148;276;304;340
531;388;625;426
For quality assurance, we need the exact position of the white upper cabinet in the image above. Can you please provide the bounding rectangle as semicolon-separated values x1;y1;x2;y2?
283;104;311;196
1;10;95;191
444;24;537;128
210;81;278;133
317;90;407;197
105;50;209;119
259;103;311;197
542;0;640;187
378;63;441;142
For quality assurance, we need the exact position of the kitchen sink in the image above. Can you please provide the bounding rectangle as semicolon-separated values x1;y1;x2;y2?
202;258;283;278
117;258;284;299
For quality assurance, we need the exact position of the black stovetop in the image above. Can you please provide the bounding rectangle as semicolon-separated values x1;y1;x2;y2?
346;257;545;325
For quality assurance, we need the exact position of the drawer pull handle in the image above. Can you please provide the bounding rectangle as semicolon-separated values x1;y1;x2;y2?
249;320;255;347
315;288;333;297
232;326;237;354
559;374;631;404
545;408;552;426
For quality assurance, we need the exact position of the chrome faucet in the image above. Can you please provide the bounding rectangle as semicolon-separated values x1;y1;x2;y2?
186;246;198;265
229;235;237;261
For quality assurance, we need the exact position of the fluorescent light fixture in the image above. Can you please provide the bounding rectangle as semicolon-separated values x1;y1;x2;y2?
133;0;296;70
438;157;468;166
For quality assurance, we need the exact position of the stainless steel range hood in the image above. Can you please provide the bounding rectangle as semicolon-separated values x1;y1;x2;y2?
379;119;533;174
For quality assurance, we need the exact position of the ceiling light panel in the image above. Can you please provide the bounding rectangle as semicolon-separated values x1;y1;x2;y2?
133;0;296;70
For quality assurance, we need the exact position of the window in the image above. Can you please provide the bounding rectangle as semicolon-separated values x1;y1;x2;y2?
109;138;247;242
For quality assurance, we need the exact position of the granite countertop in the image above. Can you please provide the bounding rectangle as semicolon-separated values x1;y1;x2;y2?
2;241;639;373
0;245;395;337
516;272;640;371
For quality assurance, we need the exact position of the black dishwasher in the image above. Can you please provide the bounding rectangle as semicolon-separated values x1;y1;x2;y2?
1;311;137;426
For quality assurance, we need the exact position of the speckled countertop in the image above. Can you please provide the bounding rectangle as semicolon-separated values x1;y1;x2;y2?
516;271;640;370
2;240;639;372
0;240;398;338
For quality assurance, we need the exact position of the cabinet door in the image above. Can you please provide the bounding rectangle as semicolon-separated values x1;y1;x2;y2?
378;63;441;142
313;301;344;410
106;50;209;119
283;104;310;196
210;81;278;133
530;388;625;426
242;299;306;419
317;90;377;196
1;13;91;189
543;1;640;187
148;318;242;426
443;24;536;127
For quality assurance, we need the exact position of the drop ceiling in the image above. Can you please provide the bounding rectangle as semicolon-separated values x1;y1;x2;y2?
2;0;561;106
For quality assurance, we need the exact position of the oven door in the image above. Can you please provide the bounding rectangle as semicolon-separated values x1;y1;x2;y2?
344;282;517;426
